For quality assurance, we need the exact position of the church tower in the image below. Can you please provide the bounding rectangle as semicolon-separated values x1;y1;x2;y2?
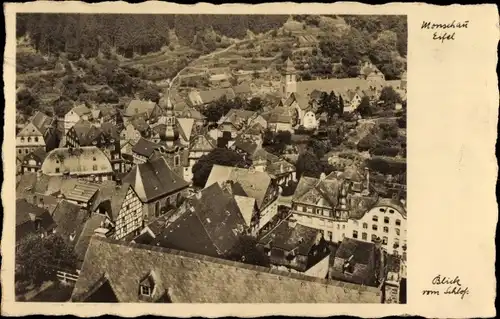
281;57;297;99
159;90;177;148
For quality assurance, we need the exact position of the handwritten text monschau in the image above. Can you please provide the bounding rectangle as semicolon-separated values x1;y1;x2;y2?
421;20;469;43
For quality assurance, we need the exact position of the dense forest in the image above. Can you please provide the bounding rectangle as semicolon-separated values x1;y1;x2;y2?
16;14;289;57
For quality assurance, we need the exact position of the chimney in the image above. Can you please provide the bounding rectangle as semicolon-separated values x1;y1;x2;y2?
319;172;326;180
93;227;109;238
280;163;284;173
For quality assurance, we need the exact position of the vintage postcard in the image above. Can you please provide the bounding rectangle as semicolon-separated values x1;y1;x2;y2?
1;1;498;318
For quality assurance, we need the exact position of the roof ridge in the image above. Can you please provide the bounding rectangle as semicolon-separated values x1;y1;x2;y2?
89;236;378;292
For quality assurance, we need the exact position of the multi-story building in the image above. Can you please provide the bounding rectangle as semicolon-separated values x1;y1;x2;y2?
41;146;114;182
16;111;58;157
123;157;190;226
205;164;280;232
64;105;92;134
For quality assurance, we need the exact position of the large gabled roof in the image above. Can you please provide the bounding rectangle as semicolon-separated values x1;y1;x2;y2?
71;236;381;303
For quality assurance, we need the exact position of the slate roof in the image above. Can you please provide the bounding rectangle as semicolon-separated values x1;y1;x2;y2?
16;198;56;231
65;181;100;203
123;157;189;203
29;147;48;162
335;237;375;265
233;195;256;227
124;100;156;117
292;176;342;209
52;199;89;246
205;165;272;209
155;183;247;256
375;197;407;218
259;222;319;256
217;109;256;128
131;138;160;158
31;111;54;135
348;195;379;220
130;117;150;133
71;236;381;303
233;136;260;156
72;120;94;144
198;88;236;105
93;182;130;221
74;214;107;261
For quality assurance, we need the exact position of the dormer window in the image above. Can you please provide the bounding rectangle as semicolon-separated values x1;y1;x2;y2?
140;285;152;297
139;271;157;298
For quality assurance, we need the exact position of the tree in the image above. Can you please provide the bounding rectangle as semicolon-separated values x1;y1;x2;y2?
192;148;250;187
379;86;402;108
296;151;325;179
357;96;373;117
16;89;39;116
226;235;270;267
202;95;233;123
16;233;77;285
244;97;264;112
141;86;161;103
263;130;292;155
357;133;379;152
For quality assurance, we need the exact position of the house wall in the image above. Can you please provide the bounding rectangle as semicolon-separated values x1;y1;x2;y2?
292;202;349;243
142;189;187;223
257;198;279;230
114;186;143;240
120;125;141;144
304;254;330;279
16;124;46;156
347;205;407;256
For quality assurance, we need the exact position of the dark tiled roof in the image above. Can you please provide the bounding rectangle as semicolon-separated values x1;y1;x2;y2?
52;199;89;246
125;100;156;117
335;238;375;265
131;138;160;158
123;157;189;203
71;236;381;303
292;176;342;209
348;195;379;220
259;222;319;256
31;147;48;162
154;210;220;258
31;111;54;135
74;214;107;261
130;117;150;133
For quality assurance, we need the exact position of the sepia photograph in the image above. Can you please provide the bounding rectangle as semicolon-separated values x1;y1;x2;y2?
13;11;407;304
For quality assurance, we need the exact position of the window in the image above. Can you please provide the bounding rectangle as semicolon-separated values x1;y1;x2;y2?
371;234;377;242
395;219;401;226
93;157;96;161
140;285;152;297
389;209;395;214
372;224;378;231
363;223;368;229
395;228;400;236
353;220;358;226
362;232;367;240
384;217;390;224
27;137;32;143
174;155;180;167
342;224;345;229
393;250;399;256
21;137;25;142
327;231;333;241
353;230;358;238
18;149;22;154
379;208;385;212
372;215;378;222
383;226;389;233
93;165;98;171
337;224;340;229
382;236;388;245
35;137;39;142
55;168;60;173
25;149;29;154
155;202;160;217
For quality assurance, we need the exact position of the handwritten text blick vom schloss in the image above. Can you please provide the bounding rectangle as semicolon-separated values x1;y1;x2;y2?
421;20;469;43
